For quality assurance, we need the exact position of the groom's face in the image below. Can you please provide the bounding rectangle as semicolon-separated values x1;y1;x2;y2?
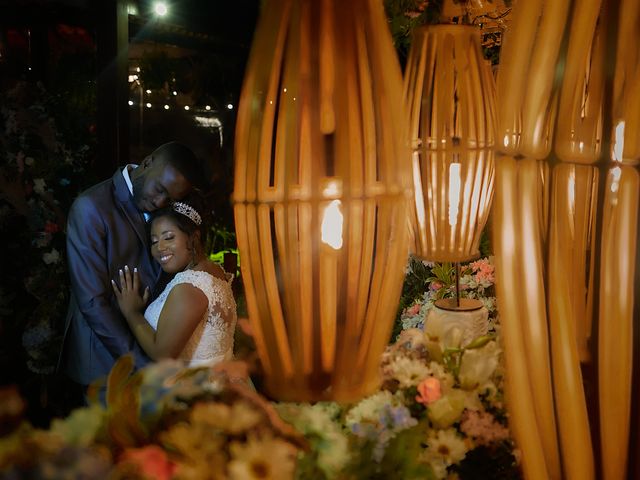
132;160;192;213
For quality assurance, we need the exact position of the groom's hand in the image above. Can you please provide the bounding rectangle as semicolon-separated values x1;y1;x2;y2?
111;265;150;318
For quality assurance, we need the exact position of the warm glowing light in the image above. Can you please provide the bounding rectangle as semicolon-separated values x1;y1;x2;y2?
146;103;152;108
184;106;190;111
153;2;168;16
412;152;426;227
128;75;138;82
322;180;340;197
164;104;170;110
447;163;462;227
172;91;177;96
610;166;622;193
568;168;576;215
283;87;287;92
128;100;134;106
136;67;140;73
321;200;344;250
146;89;151;94
612;121;625;162
227;103;234;110
205;105;211;111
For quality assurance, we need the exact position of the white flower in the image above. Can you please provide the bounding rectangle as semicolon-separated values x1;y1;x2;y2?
345;390;400;426
459;340;501;390
423;428;468;467
42;248;60;264
388;356;431;388
426;362;455;390
228;433;297;480
25;156;34;166
33;178;47;194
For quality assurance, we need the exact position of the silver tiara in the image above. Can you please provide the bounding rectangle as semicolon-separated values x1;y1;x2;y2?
173;202;202;225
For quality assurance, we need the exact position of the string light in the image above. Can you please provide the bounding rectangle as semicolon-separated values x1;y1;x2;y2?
146;103;152;108
164;104;170;110
227;103;233;110
128;100;134;106
205;105;211;111
184;106;190;111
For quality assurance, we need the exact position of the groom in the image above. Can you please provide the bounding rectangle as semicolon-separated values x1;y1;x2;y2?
60;141;207;396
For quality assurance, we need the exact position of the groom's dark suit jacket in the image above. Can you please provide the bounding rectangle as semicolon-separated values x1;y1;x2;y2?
60;169;164;386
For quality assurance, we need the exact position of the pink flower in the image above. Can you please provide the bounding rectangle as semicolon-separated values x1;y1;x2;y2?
119;445;175;480
459;409;510;445
405;303;421;316
470;259;495;284
416;377;441;405
430;281;443;291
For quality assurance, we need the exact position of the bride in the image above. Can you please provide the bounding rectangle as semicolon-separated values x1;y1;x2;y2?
111;195;236;367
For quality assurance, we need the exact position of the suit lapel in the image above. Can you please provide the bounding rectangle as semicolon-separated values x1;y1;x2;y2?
112;168;149;250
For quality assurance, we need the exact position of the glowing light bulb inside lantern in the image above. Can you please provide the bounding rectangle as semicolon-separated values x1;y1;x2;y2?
612;121;625;162
610;166;622;194
448;163;462;227
321;200;344;250
568;169;576;217
412;152;426;227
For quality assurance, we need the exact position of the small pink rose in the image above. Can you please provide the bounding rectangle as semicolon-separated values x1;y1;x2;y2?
119;445;175;480
416;376;441;405
430;281;443;291
405;303;421;316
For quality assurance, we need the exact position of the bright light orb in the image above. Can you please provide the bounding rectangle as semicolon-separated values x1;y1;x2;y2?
227;103;233;110
153;2;168;16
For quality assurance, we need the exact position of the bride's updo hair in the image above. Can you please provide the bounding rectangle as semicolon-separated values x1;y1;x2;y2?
149;193;212;245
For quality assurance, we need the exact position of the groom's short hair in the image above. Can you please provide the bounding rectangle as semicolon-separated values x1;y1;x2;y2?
154;141;209;192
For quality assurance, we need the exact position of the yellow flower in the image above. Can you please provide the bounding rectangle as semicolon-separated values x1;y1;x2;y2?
191;401;263;435
228;433;297;480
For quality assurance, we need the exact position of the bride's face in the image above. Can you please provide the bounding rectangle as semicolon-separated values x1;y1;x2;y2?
150;216;192;273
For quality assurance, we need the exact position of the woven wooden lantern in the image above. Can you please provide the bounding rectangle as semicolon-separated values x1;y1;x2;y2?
233;0;411;401
404;24;496;263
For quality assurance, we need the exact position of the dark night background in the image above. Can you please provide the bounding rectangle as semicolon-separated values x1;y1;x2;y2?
0;0;260;424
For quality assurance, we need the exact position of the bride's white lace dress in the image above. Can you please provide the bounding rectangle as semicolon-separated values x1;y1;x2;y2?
144;269;237;367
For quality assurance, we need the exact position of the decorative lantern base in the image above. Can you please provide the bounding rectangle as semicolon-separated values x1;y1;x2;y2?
434;297;484;311
428;298;489;347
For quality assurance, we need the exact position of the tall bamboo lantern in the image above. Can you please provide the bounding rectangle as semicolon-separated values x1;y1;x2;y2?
404;25;496;264
233;0;411;402
494;0;640;478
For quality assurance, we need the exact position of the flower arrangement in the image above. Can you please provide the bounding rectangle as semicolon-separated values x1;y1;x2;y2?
276;331;519;478
0;81;94;375
0;356;304;479
397;255;498;336
276;255;520;479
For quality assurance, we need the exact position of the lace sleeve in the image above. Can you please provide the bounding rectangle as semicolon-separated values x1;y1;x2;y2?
172;270;236;321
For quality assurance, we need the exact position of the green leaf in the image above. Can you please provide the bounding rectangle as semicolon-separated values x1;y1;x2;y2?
464;335;495;350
